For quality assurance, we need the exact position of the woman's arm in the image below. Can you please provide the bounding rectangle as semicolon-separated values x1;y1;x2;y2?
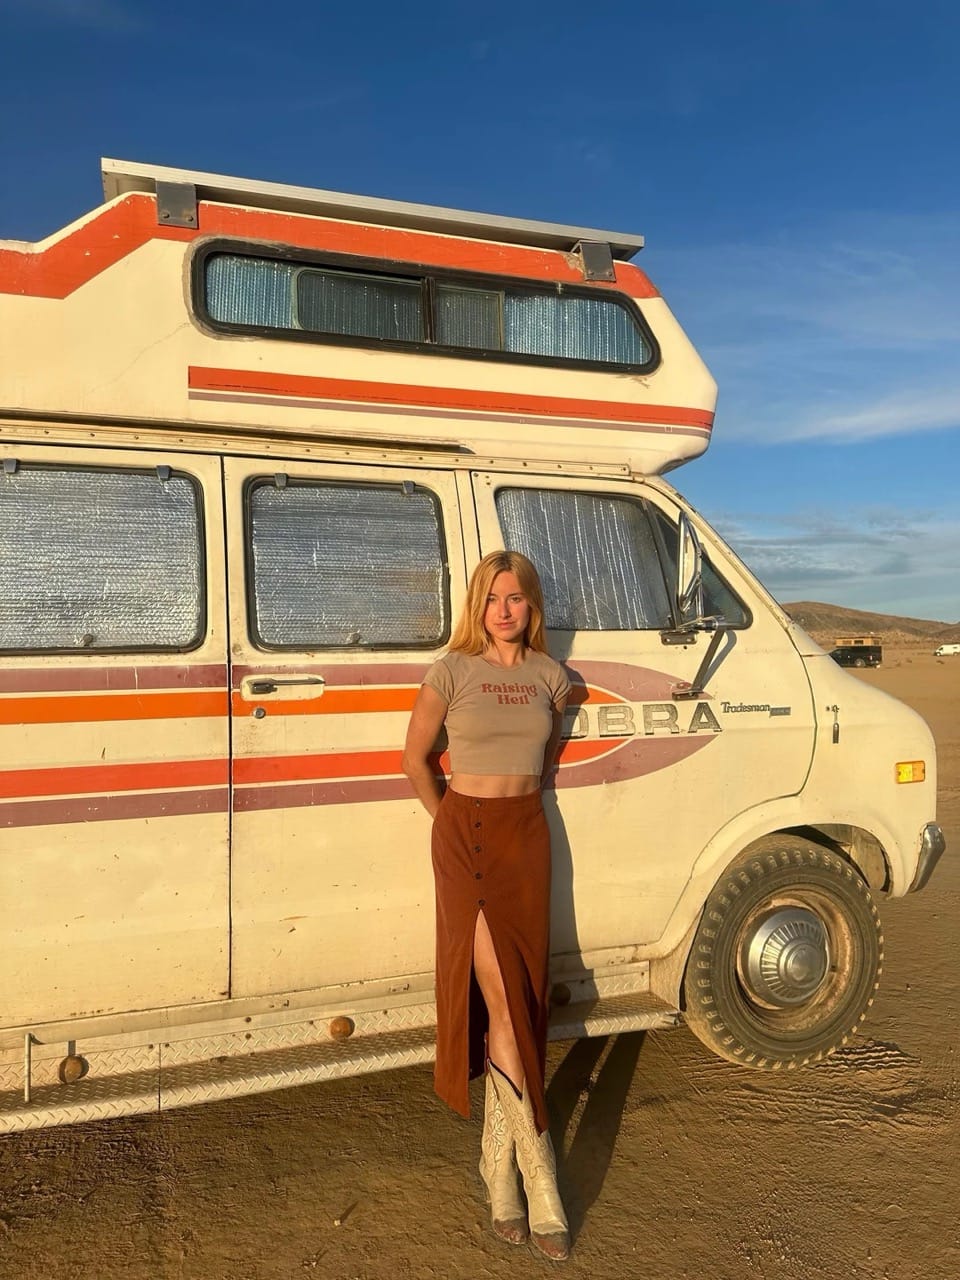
402;684;449;817
540;695;569;788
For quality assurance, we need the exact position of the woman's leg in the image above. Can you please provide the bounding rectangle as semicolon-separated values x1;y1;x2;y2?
487;1066;570;1261
473;910;523;1089
473;910;530;1245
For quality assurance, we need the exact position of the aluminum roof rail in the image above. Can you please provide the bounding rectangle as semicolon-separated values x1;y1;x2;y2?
101;158;644;260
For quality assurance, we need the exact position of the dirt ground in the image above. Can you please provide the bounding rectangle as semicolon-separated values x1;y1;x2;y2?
1;647;957;1280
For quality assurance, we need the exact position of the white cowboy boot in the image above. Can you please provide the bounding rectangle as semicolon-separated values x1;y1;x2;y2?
479;1069;528;1245
488;1064;570;1261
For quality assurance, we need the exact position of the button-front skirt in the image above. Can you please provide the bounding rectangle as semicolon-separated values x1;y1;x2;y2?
431;788;551;1135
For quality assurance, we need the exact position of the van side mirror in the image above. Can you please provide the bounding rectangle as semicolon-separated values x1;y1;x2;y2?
668;513;730;696
667;514;729;681
676;513;705;625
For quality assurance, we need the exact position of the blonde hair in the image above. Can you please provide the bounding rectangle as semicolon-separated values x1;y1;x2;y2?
449;550;548;655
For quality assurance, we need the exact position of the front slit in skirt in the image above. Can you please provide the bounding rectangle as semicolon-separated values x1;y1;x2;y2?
431;788;551;1135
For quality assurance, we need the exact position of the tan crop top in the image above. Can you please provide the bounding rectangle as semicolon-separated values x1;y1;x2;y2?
423;649;570;775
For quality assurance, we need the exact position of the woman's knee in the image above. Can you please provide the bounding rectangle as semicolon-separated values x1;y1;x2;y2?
478;921;514;1018
473;914;504;984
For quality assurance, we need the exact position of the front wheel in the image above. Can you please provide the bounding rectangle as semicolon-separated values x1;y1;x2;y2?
853;657;867;668
683;837;883;1068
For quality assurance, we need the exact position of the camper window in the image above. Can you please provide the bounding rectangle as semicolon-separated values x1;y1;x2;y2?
435;282;649;365
494;487;672;631
204;255;297;328
435;282;503;349
246;478;449;649
199;247;655;372
0;464;203;652
298;269;425;343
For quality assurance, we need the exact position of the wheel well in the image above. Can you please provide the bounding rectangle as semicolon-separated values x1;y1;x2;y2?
771;825;890;893
655;825;889;1011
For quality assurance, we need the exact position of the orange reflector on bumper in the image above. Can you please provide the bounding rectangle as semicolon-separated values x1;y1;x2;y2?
896;761;925;783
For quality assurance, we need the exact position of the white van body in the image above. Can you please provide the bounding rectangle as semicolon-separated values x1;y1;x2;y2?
934;644;960;656
0;161;944;1130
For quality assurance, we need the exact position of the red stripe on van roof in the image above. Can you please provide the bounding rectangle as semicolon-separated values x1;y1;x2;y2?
188;366;715;430
0;197;194;299
0;194;661;300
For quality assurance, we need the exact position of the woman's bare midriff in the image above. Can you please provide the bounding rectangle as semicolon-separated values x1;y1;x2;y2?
449;772;541;799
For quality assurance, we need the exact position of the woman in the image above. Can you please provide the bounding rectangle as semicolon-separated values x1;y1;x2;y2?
402;550;571;1261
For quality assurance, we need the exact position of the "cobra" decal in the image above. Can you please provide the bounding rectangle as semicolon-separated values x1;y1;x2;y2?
555;660;720;789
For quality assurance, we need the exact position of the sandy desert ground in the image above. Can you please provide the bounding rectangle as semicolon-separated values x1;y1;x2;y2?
0;646;957;1280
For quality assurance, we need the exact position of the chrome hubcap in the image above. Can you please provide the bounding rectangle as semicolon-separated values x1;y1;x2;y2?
741;908;830;1006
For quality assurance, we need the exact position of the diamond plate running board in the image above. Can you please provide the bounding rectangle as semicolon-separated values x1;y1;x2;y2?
0;991;678;1132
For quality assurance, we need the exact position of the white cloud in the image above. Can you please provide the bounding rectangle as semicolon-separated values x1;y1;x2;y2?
783;388;960;443
654;212;960;445
709;506;960;622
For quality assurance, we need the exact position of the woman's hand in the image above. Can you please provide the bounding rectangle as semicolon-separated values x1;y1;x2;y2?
402;684;449;817
540;697;568;788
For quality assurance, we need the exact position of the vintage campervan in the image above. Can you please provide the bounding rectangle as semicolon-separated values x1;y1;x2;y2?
0;160;945;1130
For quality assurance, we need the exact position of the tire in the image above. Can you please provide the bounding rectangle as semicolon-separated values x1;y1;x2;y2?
683;836;883;1069
853;657;866;668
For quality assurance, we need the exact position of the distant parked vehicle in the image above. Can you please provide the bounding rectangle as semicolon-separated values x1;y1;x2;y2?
830;645;882;668
934;644;960;657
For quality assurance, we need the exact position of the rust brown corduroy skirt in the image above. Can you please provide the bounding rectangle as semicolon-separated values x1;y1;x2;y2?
431;788;551;1135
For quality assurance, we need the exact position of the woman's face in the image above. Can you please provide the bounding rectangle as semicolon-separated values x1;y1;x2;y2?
483;570;531;645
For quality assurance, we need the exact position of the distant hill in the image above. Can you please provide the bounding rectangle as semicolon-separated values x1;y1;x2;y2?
783;601;960;647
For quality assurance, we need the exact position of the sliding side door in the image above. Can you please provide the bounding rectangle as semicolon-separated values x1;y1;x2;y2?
224;457;467;999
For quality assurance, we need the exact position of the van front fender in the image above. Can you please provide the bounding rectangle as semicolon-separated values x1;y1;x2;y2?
650;795;912;968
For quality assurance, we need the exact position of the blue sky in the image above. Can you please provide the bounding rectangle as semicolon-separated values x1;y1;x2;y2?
2;0;958;621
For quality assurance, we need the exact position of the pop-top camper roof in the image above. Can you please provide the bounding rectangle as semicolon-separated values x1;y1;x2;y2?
0;158;715;476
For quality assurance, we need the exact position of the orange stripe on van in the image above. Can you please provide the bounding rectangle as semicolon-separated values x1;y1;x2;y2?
233;738;622;786
0;196;194;299
189;366;715;430
0;737;634;808
558;738;627;763
568;684;629;707
0;193;661;300
0;758;228;800
235;750;403;785
0;683;608;727
229;685;614;718
229;687;418;717
0;690;228;726
204;203;660;295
